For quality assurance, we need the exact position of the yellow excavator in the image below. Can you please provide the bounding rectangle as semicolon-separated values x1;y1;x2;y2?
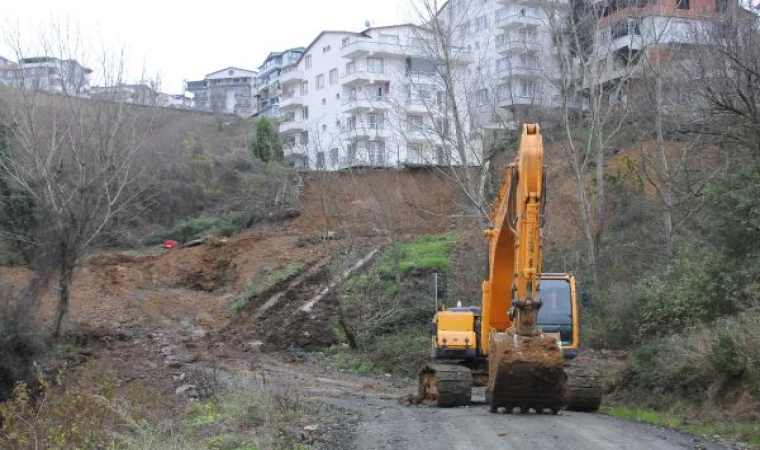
418;124;602;413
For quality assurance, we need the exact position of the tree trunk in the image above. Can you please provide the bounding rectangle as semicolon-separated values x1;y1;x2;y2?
593;136;605;283
53;261;74;338
337;300;359;350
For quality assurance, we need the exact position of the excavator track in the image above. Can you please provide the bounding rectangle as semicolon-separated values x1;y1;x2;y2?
487;333;568;414
418;363;472;407
566;352;603;412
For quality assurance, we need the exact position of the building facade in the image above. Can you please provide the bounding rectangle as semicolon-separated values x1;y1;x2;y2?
437;0;568;126
91;83;158;105
0;56;92;96
185;67;257;116
592;0;738;87
278;25;477;170
255;47;305;119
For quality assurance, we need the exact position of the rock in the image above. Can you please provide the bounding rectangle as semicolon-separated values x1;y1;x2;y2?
172;372;186;382
175;384;199;398
166;360;182;369
245;341;264;353
303;424;318;432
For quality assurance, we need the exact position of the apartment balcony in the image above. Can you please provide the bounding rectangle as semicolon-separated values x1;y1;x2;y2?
498;15;544;30
284;143;308;158
499;95;543;107
344;125;391;141
280;69;305;87
497;40;542;55
341;69;391;87
404;128;432;143
341;40;412;59
279;93;305;112
405;99;438;115
341;95;391;113
610;34;644;52
498;65;540;79
280;120;307;134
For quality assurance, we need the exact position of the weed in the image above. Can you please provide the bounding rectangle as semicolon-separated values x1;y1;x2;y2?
229;263;305;315
603;406;760;448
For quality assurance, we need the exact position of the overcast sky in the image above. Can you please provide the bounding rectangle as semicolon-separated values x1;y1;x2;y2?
1;0;415;94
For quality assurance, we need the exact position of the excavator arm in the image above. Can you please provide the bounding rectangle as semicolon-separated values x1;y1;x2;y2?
482;123;546;350
482;124;568;413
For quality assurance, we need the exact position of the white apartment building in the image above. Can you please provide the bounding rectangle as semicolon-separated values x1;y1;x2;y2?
0;56;17;87
185;67;257;116
437;0;568;126
279;25;477;170
91;83;158;106
158;93;194;109
255;47;305;119
0;56;92;97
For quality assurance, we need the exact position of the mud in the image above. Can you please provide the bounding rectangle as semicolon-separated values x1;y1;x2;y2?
487;333;568;411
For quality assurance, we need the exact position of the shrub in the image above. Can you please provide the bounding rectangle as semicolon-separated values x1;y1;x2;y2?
0;287;41;401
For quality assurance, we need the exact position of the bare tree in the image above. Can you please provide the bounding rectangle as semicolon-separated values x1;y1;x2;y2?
0;23;157;336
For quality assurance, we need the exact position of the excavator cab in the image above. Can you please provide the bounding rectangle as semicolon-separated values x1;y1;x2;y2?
536;274;580;355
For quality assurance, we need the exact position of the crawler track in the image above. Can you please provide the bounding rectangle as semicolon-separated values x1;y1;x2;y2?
418;363;472;407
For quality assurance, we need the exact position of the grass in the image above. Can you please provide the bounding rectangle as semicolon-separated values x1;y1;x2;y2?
0;362;323;450
603;405;760;448
318;329;429;379
376;233;455;278
229;263;306;315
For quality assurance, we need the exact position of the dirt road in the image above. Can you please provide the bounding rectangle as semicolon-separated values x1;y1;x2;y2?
215;355;738;450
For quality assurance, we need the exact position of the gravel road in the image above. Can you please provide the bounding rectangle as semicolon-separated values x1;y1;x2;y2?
216;355;742;450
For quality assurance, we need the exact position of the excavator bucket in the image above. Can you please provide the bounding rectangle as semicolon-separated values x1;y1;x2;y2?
487;333;568;414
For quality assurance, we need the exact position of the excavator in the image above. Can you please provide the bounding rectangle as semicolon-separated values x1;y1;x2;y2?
418;124;602;413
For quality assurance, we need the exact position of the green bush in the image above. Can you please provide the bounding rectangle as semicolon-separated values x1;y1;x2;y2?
377;234;454;278
0;290;41;401
144;216;235;245
620;309;760;406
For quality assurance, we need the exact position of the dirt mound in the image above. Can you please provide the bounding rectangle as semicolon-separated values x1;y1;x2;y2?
487;333;568;411
295;170;465;236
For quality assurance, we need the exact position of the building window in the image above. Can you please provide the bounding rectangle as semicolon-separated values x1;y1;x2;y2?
322;45;331;53
476;88;488;105
300;131;309;146
329;68;338;84
330;148;339;166
676;0;689;9
475;15;488;31
300;81;308;96
305;55;312;70
368;113;384;130
367;58;384;73
408;143;422;164
520;80;540;98
435;118;450;137
346;61;356;75
369;141;385;165
347;142;357;161
408;115;423;132
316;74;325;90
347;115;357;131
380;34;399;44
316;151;325;169
302;106;309;120
716;0;727;12
342;37;351;47
436;146;447;165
